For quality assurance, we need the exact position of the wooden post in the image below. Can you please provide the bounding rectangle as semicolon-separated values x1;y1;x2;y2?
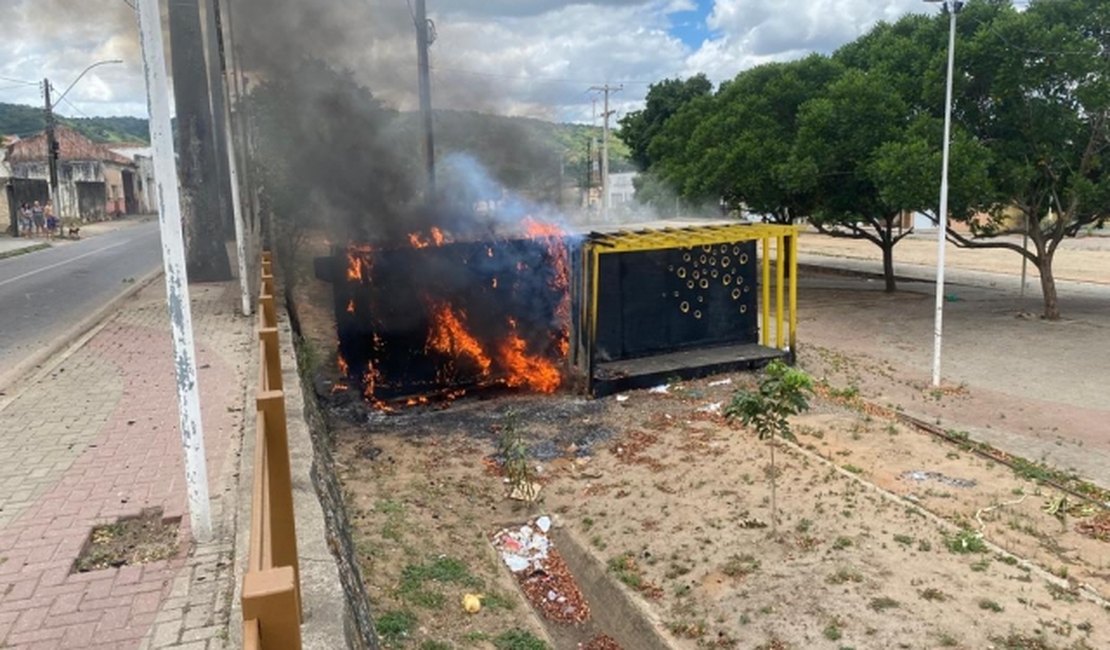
242;567;302;649
259;328;283;391
256;390;301;615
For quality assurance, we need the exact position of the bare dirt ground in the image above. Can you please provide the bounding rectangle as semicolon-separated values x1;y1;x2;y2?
795;235;1110;489
801;232;1110;285
289;230;1110;650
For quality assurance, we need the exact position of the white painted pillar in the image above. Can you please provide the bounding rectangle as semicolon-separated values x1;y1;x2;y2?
135;0;212;542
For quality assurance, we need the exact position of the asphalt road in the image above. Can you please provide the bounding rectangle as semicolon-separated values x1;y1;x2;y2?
0;221;162;377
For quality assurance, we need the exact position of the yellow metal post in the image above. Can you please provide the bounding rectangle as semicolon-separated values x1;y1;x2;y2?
789;232;798;351
775;235;785;349
761;237;771;347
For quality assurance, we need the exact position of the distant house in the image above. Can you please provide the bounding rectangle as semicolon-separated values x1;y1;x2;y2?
607;172;637;208
109;145;156;214
5;125;139;221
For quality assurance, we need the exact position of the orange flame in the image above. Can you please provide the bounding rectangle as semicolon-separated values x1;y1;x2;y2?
337;352;349;376
426;302;492;376
520;217;571;359
498;327;562;394
346;244;374;283
409;227;451;249
363;361;383;399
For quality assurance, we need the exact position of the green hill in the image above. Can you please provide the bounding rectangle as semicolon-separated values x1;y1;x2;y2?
0;102;149;144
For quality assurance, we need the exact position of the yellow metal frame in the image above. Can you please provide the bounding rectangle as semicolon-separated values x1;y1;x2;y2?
581;224;799;373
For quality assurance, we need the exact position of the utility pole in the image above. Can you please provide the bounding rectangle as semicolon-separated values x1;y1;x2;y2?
414;0;436;201
206;0;250;316
201;0;237;241
135;0;213;542
589;84;621;222
167;0;232;281
42;80;59;212
584;137;592;208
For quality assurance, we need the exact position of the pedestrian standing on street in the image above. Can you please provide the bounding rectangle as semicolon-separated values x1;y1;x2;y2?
19;203;33;236
45;201;58;240
30;200;45;237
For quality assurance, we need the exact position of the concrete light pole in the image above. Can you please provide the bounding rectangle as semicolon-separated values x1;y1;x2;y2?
135;0;212;542
926;0;962;388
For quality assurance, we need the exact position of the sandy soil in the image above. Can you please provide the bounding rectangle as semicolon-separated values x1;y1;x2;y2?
800;232;1110;285
289;230;1110;650
325;380;1109;650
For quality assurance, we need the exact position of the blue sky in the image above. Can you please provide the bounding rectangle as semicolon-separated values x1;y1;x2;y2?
668;1;716;48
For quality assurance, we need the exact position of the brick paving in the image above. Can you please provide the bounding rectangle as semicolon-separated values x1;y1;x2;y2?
0;281;251;649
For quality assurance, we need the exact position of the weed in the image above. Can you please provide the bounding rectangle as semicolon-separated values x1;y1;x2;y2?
946;530;987;554
482;591;516;611
832;536;853;550
936;633;959;647
493;629;548;650
398;556;481;608
607;553;644;589
463;631;492;643
842;464;865;475
375;499;405;515
376;610;417;644
796;518;813;534
917;540;932;552
827;567;864;585
868;596;900;612
722;554;760;578
971;558;991;572
918;588;948;601
665;562;692;579
823;622;843;640
498;411;536;500
421;642;452;650
581;516;595;531
893;534;914;546
591;534;608;551
978;599;1003;612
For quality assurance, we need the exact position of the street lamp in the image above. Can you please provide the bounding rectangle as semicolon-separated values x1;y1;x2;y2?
925;0;962;388
51;59;124;109
42;59;124;217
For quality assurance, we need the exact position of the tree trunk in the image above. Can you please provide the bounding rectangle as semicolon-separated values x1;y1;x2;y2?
1037;251;1060;320
881;240;897;293
168;0;232;282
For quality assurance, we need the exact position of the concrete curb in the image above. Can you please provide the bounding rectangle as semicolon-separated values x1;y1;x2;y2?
0;266;163;399
0;242;51;260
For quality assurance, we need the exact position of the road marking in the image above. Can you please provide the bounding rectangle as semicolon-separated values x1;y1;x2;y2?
0;230;157;289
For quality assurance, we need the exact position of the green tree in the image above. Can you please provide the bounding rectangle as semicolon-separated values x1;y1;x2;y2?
791;69;921;292
952;0;1109;319
617;74;713;171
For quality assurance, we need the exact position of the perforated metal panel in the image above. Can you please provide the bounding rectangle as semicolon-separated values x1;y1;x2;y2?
594;240;758;361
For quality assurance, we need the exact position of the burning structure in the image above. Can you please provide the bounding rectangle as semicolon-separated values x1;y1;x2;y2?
318;219;799;406
318;218;572;406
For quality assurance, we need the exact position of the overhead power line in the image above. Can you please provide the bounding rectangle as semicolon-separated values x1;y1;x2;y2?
0;74;37;86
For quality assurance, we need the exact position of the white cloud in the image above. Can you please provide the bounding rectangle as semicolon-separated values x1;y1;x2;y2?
0;0;946;123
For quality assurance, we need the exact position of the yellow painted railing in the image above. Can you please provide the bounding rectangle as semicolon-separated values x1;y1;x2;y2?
242;251;303;650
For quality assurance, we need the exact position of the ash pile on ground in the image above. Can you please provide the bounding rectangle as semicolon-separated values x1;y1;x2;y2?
318;381;616;461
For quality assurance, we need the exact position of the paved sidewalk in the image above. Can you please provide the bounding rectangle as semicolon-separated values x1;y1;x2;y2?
0;280;251;649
